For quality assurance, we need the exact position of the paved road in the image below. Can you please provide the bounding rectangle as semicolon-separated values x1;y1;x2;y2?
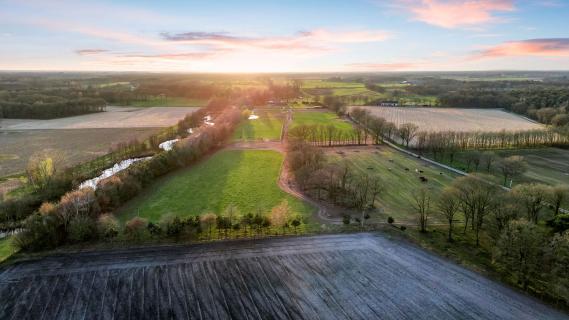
0;234;566;319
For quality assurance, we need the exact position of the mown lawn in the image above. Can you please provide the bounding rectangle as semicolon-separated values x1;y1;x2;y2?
233;111;283;141
117;150;314;222
291;111;354;132
327;147;458;223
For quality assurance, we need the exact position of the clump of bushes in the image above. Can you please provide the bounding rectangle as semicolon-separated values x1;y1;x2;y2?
125;217;148;241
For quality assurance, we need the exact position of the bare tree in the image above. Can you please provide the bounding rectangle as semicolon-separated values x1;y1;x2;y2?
200;212;217;239
452;175;499;246
26;152;62;189
57;188;97;231
412;187;431;233
550;184;569;216
499;156;528;187
512;183;552;224
398;123;419;147
494;219;545;290
481;151;497;172
437;187;460;241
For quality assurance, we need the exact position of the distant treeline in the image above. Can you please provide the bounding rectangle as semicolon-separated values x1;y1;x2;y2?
406;79;569;125
0;95;106;119
0;75;301;119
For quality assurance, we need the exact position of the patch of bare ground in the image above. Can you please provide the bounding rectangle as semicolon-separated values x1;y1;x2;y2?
0;128;161;177
0;234;566;319
351;107;543;132
0;106;200;130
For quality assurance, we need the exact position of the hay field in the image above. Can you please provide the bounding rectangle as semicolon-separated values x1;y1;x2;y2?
351;107;543;132
0;107;199;130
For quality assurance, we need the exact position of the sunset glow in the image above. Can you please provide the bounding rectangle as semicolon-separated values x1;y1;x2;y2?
1;0;568;72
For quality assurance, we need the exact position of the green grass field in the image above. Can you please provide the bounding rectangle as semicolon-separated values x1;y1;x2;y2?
233;111;283;141
301;80;363;89
117;150;314;222
0;237;15;263
300;79;438;106
131;97;209;107
327;147;458;223
430;148;569;187
291;111;354;132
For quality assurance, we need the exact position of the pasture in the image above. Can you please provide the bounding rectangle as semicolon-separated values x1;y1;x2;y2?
0;107;199;130
117;150;313;222
300;79;437;106
291;111;354;132
352;107;543;132
326;146;458;223
233;111;284;141
1;234;565;320
0;128;160;177
438;147;569;187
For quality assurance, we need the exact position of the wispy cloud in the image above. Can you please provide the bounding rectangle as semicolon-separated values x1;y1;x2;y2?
119;52;221;61
472;38;569;59
75;49;108;56
160;29;391;53
390;0;515;28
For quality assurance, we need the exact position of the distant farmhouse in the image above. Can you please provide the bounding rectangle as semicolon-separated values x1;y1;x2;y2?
379;100;399;107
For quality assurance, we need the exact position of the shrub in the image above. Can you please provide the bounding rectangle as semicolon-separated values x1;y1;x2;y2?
97;214;119;239
387;217;394;224
147;222;162;236
547;214;569;234
290;218;301;233
68;215;97;243
200;213;217;238
160;214;184;237
38;202;57;216
342;215;351;225
125;217;148;240
12;214;62;251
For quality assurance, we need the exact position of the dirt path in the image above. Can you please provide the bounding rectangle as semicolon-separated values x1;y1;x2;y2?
228;110;341;224
278;110;342;223
1;233;566;319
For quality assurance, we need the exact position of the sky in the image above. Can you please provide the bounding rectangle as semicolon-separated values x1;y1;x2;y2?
1;0;569;72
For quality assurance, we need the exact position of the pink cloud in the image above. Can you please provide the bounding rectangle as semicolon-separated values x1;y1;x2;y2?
473;38;569;59
395;0;515;28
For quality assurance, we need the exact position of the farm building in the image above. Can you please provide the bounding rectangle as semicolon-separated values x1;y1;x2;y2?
379;101;399;107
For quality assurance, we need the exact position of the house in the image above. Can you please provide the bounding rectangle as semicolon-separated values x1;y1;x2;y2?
379;101;399;107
